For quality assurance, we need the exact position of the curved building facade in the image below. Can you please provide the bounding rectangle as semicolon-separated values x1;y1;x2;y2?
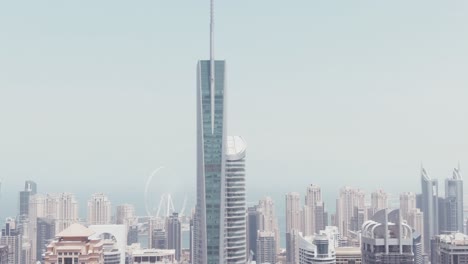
225;136;247;263
298;233;336;264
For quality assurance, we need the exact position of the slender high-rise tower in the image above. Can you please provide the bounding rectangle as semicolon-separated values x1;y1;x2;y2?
225;136;247;263
194;0;227;263
444;167;463;233
87;193;112;225
420;167;438;254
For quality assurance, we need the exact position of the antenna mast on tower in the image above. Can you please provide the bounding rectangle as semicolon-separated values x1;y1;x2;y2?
210;0;215;134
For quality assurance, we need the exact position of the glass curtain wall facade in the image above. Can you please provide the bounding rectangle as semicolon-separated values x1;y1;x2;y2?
195;60;226;264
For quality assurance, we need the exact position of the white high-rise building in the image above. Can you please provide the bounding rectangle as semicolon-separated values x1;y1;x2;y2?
408;208;424;252
87;193;112;225
225;136;247;264
42;193;79;234
336;186;365;237
116;204;136;226
286;192;301;264
286;192;301;233
258;197;280;252
400;192;417;221
256;231;277;264
371;189;388;210
304;185;322;235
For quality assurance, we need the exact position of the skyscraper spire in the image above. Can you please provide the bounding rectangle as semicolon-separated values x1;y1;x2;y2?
210;0;215;133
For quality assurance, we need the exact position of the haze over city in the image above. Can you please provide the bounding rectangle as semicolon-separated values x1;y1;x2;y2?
1;1;468;263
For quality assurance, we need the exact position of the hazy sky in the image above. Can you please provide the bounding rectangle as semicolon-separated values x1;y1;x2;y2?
1;0;468;218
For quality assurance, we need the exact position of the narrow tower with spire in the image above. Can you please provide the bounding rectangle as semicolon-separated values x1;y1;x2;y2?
194;0;227;263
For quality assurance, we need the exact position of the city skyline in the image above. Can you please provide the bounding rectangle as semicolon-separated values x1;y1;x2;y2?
2;1;468;222
2;1;468;263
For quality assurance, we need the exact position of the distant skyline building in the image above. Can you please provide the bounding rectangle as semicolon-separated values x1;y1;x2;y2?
87;193;112;225
285;192;301;233
193;0;227;262
247;206;262;261
407;208;424;253
304;184;322;235
19;181;37;218
116;204;136;226
443;167;463;233
400;192;417;221
27;193;78;263
166;213;182;261
36;217;55;262
148;217;166;250
0;218;21;264
225;136;247;263
0;245;7;264
336;186;366;237
421;167;439;253
286;192;301;264
371;189;388;211
256;231;277;264
258;197;281;252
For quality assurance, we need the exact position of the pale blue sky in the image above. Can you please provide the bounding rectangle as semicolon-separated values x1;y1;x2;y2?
1;0;468;218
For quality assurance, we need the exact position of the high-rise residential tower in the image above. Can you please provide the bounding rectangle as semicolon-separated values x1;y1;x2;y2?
400;192;417;221
371;189;388;211
286;192;301;264
256;231;277;264
421;167;439;254
258;197;281;252
87;193;112;225
304;184;323;235
225;136;247;263
116;204;136;226
444;167;463;233
336;186;366;237
1;219;21;264
285;192;301;233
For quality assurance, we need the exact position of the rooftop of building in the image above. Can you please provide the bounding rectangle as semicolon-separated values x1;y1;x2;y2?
335;247;361;254
56;223;95;238
226;136;246;160
438;233;468;245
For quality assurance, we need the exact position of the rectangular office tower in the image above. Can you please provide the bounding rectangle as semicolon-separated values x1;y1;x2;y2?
194;59;227;264
421;168;439;254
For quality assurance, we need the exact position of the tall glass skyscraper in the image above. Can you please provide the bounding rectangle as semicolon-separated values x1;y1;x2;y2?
194;1;228;263
444;167;463;233
421;167;439;254
194;59;227;264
